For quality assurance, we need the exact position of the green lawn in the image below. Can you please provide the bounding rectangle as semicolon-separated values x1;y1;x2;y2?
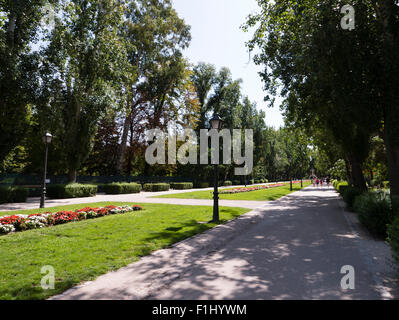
0;202;249;300
154;182;311;201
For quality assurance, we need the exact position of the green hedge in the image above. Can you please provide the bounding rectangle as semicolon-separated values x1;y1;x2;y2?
341;186;363;210
194;182;209;188
0;186;29;204
353;191;393;237
388;217;399;266
103;182;142;194
222;181;232;186
170;182;193;190
337;181;349;194
47;183;97;199
143;183;170;192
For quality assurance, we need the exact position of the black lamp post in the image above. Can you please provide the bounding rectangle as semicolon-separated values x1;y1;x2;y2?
210;113;223;222
40;131;52;208
300;163;303;188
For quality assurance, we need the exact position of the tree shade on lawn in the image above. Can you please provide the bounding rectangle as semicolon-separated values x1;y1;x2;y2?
155;182;311;201
0;202;249;300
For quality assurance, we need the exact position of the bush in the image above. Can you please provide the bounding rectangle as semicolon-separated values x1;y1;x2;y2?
388;217;399;266
337;181;349;194
341;186;363;209
103;182;142;194
254;179;261;184
222;181;232;186
353;191;393;237
170;182;193;190
143;183;170;192
47;184;97;199
194;182;209;189
249;179;254;185
233;180;241;186
0;186;28;204
383;181;390;189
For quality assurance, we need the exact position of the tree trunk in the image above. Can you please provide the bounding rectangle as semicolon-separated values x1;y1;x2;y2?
116;111;132;175
68;169;77;183
348;154;367;191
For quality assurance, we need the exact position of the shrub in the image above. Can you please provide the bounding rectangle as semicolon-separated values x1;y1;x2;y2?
143;183;170;192
170;182;193;190
388;217;399;266
0;186;28;204
383;181;390;189
337;181;349;194
249;179;254;185
222;181;232;186
353;191;393;237
0;187;10;204
194;182;209;189
233;180;241;186
341;187;363;209
47;184;97;199
103;182;142;194
254;179;261;184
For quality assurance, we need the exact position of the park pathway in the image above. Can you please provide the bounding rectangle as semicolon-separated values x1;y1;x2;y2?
51;187;399;300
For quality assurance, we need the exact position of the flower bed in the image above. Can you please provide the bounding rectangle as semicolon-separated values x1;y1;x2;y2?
219;181;302;194
0;205;143;235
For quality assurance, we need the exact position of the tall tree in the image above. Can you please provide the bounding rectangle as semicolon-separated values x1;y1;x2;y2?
40;0;127;182
115;0;191;174
0;0;49;163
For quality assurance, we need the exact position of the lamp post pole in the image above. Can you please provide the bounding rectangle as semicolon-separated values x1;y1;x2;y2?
40;132;52;208
213;163;219;222
210;113;223;223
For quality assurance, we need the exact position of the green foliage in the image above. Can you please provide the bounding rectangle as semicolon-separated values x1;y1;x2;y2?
222;181;232;186
354;191;393;238
47;184;97;199
194;182;209;189
0;186;28;204
170;182;193;190
341;187;363;210
103;183;142;195
388;217;399;267
337;182;349;194
143;183;170;192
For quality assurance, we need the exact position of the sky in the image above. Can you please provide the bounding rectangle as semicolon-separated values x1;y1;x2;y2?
172;0;284;128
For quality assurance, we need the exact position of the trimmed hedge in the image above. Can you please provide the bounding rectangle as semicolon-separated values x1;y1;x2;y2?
194;182;210;189
353;191;393;237
170;182;193;190
341;186;363;210
143;183;170;192
103;182;142;194
388;217;399;266
0;186;29;204
46;183;97;199
222;181;232;186
337;181;349;194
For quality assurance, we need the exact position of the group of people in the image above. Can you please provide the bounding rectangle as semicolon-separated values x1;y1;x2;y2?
312;177;331;188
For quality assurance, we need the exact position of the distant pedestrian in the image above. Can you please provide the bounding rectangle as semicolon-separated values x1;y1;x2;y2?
326;177;331;187
320;178;323;187
316;178;319;187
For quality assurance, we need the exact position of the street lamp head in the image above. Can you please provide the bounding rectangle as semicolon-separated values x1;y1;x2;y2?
210;113;223;131
42;131;53;144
